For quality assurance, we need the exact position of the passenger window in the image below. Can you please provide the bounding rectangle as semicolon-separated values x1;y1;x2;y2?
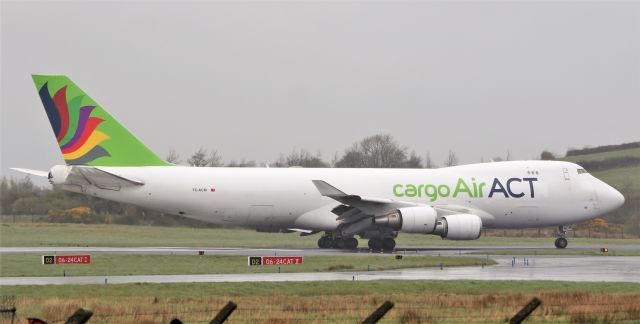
577;168;588;174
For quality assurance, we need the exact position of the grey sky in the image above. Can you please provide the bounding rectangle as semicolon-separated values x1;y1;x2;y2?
2;1;639;179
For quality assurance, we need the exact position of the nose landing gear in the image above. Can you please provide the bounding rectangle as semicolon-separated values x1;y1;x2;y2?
554;237;568;249
554;225;570;249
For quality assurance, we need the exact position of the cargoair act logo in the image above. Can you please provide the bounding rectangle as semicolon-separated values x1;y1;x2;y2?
393;177;538;202
38;83;110;165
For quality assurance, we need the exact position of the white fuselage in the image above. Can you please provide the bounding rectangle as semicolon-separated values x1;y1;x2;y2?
60;160;624;232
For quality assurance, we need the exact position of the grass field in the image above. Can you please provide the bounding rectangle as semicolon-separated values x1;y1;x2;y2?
2;223;639;248
1;280;638;323
0;254;492;277
470;249;640;256
591;165;640;192
563;147;640;163
562;147;640;192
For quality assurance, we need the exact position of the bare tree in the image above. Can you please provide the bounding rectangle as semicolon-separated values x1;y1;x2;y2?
166;149;181;165
403;151;423;168
335;134;407;168
425;152;437;168
287;149;328;168
444;150;458;167
187;148;208;167
188;148;222;167
334;145;365;168
540;150;556;160
506;149;511;161
206;150;223;167
227;158;256;167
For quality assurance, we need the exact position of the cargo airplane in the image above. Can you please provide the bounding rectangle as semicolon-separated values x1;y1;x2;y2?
13;75;625;250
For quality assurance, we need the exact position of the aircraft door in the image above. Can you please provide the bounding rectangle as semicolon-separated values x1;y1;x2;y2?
562;168;570;180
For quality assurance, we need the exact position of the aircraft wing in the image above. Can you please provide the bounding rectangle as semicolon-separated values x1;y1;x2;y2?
312;180;421;222
312;180;493;225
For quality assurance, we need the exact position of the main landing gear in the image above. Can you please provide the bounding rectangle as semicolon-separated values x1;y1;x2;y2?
368;237;396;252
318;235;358;250
554;225;569;249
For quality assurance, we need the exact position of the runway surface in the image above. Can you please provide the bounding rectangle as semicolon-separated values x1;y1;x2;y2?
3;244;639;256
1;245;639;285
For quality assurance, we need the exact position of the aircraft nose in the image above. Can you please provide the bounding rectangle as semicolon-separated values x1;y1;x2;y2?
598;184;625;211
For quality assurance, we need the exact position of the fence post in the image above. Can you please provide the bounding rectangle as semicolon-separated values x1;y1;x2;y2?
510;298;541;324
0;295;16;324
210;301;237;324
362;301;394;324
65;308;93;324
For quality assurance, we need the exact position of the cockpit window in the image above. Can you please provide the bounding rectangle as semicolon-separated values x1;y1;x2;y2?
577;168;588;174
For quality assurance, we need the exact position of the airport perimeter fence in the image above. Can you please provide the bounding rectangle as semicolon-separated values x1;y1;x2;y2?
3;297;640;323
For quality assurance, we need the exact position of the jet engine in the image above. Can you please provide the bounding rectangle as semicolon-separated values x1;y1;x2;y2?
435;214;483;240
373;206;437;233
373;208;482;239
48;165;71;185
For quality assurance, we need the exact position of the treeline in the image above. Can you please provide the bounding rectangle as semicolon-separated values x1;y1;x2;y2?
566;141;640;157
171;134;455;169
0;177;217;227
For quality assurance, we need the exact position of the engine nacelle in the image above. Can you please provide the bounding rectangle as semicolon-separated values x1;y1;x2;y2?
48;165;71;185
435;213;482;240
374;206;437;234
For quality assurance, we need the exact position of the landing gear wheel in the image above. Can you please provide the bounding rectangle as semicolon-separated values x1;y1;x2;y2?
382;238;396;251
554;225;570;249
555;237;568;249
318;237;332;249
332;238;345;249
345;237;359;249
368;238;383;251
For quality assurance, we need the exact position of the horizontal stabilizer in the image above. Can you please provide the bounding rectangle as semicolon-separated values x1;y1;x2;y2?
10;168;48;177
46;166;145;191
73;166;145;189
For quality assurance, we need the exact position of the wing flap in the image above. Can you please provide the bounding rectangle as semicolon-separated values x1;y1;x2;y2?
312;179;416;220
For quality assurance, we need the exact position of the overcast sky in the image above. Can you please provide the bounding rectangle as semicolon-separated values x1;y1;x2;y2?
1;1;639;179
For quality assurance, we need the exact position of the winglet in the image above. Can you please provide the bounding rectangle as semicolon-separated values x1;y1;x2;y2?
312;180;347;197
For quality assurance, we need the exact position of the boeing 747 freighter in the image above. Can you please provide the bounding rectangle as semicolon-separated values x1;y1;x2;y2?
13;75;625;250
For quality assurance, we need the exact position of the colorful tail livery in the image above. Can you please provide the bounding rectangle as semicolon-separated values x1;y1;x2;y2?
32;75;170;166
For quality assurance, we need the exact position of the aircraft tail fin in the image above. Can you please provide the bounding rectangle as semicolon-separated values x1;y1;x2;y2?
32;75;171;166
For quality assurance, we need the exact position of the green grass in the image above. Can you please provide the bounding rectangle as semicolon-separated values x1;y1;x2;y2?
591;165;640;192
470;249;640;256
2;280;638;298
3;281;638;323
0;254;492;277
560;147;640;192
2;223;640;248
564;147;640;163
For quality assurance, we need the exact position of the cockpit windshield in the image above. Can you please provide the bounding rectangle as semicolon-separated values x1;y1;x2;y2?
577;168;588;174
